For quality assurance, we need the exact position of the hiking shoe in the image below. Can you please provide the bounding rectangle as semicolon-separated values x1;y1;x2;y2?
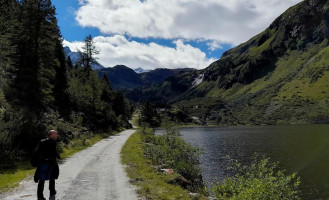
49;195;55;200
50;190;57;196
37;197;46;200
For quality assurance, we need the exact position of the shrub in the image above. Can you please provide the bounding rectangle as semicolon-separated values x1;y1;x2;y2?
140;123;205;193
212;156;300;200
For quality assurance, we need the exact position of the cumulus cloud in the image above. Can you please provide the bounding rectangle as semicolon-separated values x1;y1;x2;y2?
63;35;216;70
75;0;302;45
207;41;223;51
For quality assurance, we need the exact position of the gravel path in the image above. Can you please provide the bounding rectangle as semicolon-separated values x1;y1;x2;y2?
1;129;139;200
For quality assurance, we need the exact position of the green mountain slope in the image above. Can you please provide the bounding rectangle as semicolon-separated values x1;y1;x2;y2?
141;68;195;85
99;65;145;89
127;0;329;125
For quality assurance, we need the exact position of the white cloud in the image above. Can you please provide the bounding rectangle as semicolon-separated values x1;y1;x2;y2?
75;0;302;45
207;41;223;51
69;0;303;70
64;35;215;70
63;40;83;52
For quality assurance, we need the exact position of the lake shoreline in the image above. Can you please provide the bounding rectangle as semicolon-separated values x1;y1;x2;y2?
155;125;329;200
176;122;329;128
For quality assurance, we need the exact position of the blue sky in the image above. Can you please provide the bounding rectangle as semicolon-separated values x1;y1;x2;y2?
53;0;101;41
52;0;301;69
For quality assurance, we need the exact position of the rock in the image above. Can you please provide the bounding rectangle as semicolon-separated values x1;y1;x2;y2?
161;168;174;174
189;192;202;198
168;176;190;188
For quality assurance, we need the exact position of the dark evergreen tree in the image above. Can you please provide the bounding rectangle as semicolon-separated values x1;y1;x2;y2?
9;0;62;152
78;34;99;70
0;0;20;94
0;0;23;162
140;101;159;127
101;74;112;90
13;0;60;110
66;56;73;70
53;38;70;116
113;91;128;117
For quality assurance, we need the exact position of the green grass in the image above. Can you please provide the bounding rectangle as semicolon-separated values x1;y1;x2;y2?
60;133;111;159
0;162;35;193
131;115;140;127
121;129;206;200
248;35;274;57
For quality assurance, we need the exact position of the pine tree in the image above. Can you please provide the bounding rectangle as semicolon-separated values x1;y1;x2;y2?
53;38;70;116
101;74;112;91
37;0;60;107
13;0;60;110
8;0;63;152
0;0;20;93
78;34;99;70
0;0;133;159
140;101;159;127
67;56;73;70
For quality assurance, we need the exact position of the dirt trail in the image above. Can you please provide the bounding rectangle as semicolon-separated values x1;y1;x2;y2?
0;129;139;200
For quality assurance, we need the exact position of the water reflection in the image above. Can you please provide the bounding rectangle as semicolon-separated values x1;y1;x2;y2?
156;125;329;199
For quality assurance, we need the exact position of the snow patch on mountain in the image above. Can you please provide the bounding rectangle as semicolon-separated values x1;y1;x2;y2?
64;46;105;70
192;74;204;87
134;67;150;74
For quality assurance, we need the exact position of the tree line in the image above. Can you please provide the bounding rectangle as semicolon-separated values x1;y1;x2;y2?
0;0;131;162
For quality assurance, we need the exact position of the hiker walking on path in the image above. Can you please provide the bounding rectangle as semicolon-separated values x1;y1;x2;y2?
2;129;138;200
32;130;60;200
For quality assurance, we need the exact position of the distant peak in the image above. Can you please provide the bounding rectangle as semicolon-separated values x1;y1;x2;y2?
63;46;71;54
134;67;150;73
63;46;105;70
114;65;130;69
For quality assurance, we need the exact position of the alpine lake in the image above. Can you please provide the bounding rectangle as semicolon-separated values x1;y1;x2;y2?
156;124;329;199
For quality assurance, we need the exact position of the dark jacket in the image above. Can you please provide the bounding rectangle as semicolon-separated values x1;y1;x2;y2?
33;138;60;182
38;138;61;162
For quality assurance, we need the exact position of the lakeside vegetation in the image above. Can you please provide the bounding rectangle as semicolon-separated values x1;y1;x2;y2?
125;103;302;199
122;110;207;199
212;156;301;200
122;128;205;199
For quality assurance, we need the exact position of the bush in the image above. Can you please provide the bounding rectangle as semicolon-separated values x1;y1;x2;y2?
140;124;205;193
212;156;300;200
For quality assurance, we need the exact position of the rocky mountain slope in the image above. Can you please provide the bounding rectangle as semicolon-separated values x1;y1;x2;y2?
126;0;329;125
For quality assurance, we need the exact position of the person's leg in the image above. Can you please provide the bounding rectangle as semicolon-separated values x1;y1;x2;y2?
49;179;56;196
37;180;45;198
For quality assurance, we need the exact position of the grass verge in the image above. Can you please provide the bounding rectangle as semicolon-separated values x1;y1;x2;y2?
60;132;117;159
0;162;35;193
121;128;206;200
130;115;139;127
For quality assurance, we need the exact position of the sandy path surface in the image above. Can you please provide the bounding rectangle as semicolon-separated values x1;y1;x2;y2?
0;129;139;200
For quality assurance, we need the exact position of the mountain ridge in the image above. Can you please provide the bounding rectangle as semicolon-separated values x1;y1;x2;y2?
98;65;196;89
125;0;329;125
134;67;150;74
